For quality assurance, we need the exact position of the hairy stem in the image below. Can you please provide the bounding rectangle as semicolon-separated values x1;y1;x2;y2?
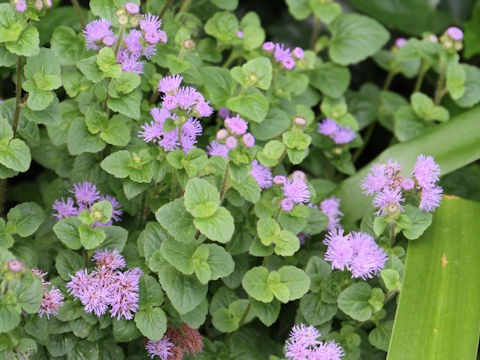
71;0;86;28
413;61;429;94
434;63;446;106
219;164;230;201
390;222;396;248
159;0;172;19
222;49;239;68
178;0;191;13
309;16;321;50
170;168;177;202
103;27;126;112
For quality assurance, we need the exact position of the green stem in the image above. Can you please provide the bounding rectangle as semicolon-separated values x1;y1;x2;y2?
170;168;177;202
12;56;23;138
222;50;239;68
309;16;321;51
103;26;126;112
353;70;395;163
413;61;429;94
84;249;89;267
219;163;230;201
71;0;86;28
0;179;6;216
390;222;396;248
178;0;191;13
434;63;446;106
159;0;172;19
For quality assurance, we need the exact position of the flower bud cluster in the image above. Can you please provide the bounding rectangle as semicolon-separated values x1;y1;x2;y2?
31;268;65;319
262;41;304;70
11;0;51;13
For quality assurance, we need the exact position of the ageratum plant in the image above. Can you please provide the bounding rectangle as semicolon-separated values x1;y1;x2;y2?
1;0;480;359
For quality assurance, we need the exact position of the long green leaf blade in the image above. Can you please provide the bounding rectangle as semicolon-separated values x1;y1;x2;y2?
387;197;480;360
335;106;480;223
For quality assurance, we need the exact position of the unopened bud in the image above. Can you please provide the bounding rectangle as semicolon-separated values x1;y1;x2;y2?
183;39;196;50
293;116;306;126
216;128;228;140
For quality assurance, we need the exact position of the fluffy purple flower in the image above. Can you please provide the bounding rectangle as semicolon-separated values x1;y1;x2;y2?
52;197;78;220
361;161;402;195
66;269;95;300
293;47;304;59
140;13;164;43
70;182;100;205
83;19;114;51
323;229;353;270
291;170;306;182
418;185;443;212
402;178;415;190
124;29;143;55
312;341;345;360
251;160;272;190
38;287;64;319
80;284;110;317
145;337;174;359
119;51;144;74
124;2;139;14
8;260;23;272
158;130;179;151
181;117;203;153
273;175;287;185
446;26;463;40
274;43;291;62
103;35;115;47
139;121;164;142
242;133;255;148
225;115;248;135
348;232;388;280
283;57;296;70
237;30;244;38
15;0;27;12
281;198;294;212
318;119;355;145
175;86;199;110
373;188;405;216
92;249;126;270
262;41;275;52
320;196;343;230
218;108;230;119
412;154;441;189
207;140;229;159
283;178;310;204
158;75;183;94
288;324;321;347
195;100;213;117
109;268;142;320
395;38;407;48
225;136;238;150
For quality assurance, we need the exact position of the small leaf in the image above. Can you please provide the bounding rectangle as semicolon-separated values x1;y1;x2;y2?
194;207;234;243
134;308;167;341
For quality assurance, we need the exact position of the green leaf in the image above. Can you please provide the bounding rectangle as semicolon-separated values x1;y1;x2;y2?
446;63;465;100
0;4;26;42
110;72;141;95
400;204;433;240
273;230;300;257
51;26;88;66
184;178;220;218
107;89;141;120
282;130;311;150
24;47;61;85
308;62;351;98
23;97;61;126
300;294;337;325
0;138;31;172
134;308;167;341
250;298;280;326
305;256;332;292
100;150;132;178
227;92;269;123
157;263;208;314
97;47;121;79
7;202;45;237
55;249;83;281
388;198;480;360
257;218;281;246
278;265;310;301
200;66;235;108
411;92;449;122
328;14;389;65
394;106;432;142
235;57;273;90
77;56;103;83
78;224;106;249
9;271;43;313
5;26;39;57
204;11;239;44
380;269;399;291
212;308;239;333
112;318;141;343
205;243;235;280
194;207;235;243
100;115;131;146
250;107;291;141
455;64;480;108
53;217;82;250
161;237;196;274
155;198;197;242
211;0;238;10
338;283;374;321
138;274;164;309
68;118;105;155
285;0;311;20
311;1;341;24
0;302;21;333
242;266;273;303
370;320;393;352
334;106;480;223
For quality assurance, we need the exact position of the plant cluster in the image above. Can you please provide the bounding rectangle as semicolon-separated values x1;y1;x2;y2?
0;0;478;359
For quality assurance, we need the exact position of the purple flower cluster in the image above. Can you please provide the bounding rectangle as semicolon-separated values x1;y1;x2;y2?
274;174;311;212
262;42;303;70
320;196;343;231
145;338;174;359
139;75;212;153
32;268;64;319
446;26;463;41
206;114;255;158
318;119;356;145
362;155;442;215
412;155;443;212
323;229;388;280
12;0;52;12
52;182;122;225
285;324;344;360
250;160;272;190
395;38;407;48
66;249;142;320
82;5;167;74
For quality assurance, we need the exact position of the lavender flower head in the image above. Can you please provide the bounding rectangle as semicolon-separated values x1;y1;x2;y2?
395;38;407;48
320;196;343;230
52;197;78;220
262;41;275;52
242;133;255;148
318;119;356;145
293;47;304;59
145;337;174;359
323;230;388;280
158;74;183;94
262;42;299;70
285;323;344;360
283;177;310;205
83;19;114;51
225;115;248;135
412;154;442;212
38;287;64;319
446;26;463;41
250;160;273;190
207;140;229;159
218;107;230;119
70;181;100;205
237;30;244;38
8;260;23;272
92;249;126;270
